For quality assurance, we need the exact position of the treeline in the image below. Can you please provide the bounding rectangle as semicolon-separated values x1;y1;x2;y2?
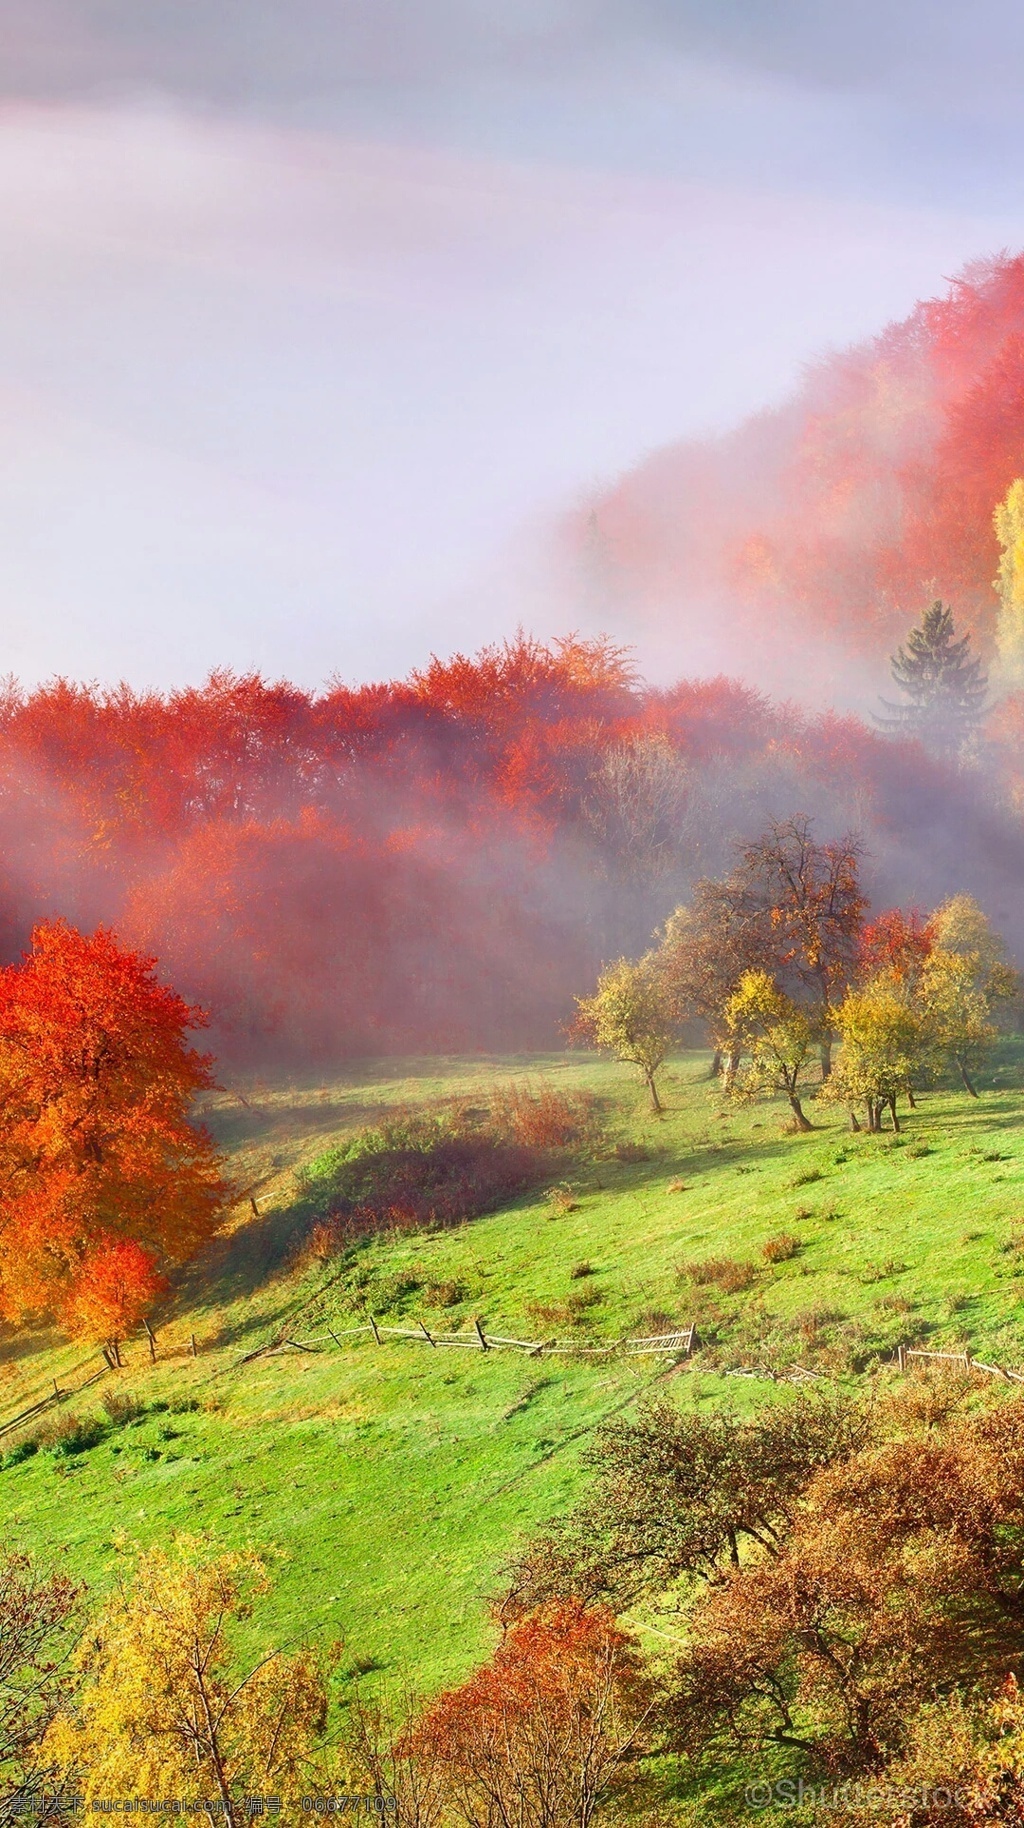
579;817;1019;1130
3;635;1024;1062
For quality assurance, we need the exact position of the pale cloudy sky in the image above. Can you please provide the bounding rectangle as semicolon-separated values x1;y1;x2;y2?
3;2;1024;688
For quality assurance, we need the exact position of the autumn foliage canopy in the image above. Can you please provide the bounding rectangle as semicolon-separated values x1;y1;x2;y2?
0;920;227;1338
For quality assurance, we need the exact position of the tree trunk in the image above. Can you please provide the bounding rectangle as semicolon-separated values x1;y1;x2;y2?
646;1070;663;1115
788;1094;813;1132
906;1087;917;1109
956;1057;979;1098
820;1039;832;1080
723;1046;741;1092
867;1100;880;1133
710;1049;723;1080
888;1095;901;1133
848;1110;861;1132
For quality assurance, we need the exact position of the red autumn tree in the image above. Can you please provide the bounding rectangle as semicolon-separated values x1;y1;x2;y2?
409;1600;652;1828
858;907;933;981
0;920;227;1337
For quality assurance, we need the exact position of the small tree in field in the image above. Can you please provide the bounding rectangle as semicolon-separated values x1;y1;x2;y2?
0;921;228;1335
920;948;996;1099
820;975;927;1132
724;970;815;1130
574;953;674;1113
409;1600;652;1828
44;1540;336;1824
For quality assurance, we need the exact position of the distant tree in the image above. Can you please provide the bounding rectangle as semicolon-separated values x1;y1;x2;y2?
820;974;928;1132
857;907;933;983
734;818;866;1077
573;954;674;1113
724;970;816;1130
995;478;1024;688
409;1600;652;1828
45;1541;336;1824
920;950;996;1099
921;895;1020;1096
583;734;695;888
658;880;776;1083
929;892;1021;1011
0;921;228;1336
878;601;988;758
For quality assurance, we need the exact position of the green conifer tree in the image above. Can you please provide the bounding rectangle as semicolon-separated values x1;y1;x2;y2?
877;601;987;759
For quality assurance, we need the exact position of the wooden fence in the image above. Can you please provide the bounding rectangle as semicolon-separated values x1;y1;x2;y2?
895;1344;1024;1384
7;1324;1024;1449
236;1320;699;1366
0;1360;110;1442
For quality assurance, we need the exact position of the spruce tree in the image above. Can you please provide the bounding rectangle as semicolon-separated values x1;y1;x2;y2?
877;601;987;758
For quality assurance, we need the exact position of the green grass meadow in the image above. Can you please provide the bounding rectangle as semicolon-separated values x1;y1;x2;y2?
4;1047;1024;1700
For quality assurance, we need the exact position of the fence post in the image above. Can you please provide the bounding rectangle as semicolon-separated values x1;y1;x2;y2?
897;1344;907;1374
963;1350;972;1374
419;1321;436;1348
190;1334;197;1359
52;1378;60;1399
369;1316;382;1346
250;1197;260;1220
144;1318;157;1363
474;1317;489;1351
685;1325;697;1357
112;1339;122;1369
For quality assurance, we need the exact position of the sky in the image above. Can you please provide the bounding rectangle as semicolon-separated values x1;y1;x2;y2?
4;2;1024;689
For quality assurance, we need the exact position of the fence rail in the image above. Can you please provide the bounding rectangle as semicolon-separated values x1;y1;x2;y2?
8;1321;1024;1450
235;1320;699;1367
896;1343;1024;1383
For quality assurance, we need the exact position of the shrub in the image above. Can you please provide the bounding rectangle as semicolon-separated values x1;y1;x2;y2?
793;1305;844;1340
546;1184;579;1216
43;1414;106;1457
632;1308;680;1337
677;1257;757;1293
301;1112;544;1240
859;1258;908;1284
3;1438;38;1467
762;1232;800;1264
570;1261;595;1280
102;1391;147;1426
488;1082;597;1149
612;1141;651;1164
791;1167;825;1188
525;1288;603;1330
423;1279;469;1309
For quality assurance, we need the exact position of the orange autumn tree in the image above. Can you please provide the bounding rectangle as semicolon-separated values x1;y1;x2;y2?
0;920;228;1340
408;1600;653;1828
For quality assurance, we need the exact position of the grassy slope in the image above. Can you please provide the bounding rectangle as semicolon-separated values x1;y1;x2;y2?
2;1048;1024;1701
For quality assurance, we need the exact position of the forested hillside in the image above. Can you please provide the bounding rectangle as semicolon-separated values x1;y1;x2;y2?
573;253;1024;703
3;631;1024;1064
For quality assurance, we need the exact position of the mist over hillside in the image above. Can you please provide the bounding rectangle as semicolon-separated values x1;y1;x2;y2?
565;252;1024;707
2;629;1023;1066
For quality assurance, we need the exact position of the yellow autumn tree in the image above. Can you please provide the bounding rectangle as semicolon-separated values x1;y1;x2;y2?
574;952;675;1113
44;1539;341;1823
994;479;1024;687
